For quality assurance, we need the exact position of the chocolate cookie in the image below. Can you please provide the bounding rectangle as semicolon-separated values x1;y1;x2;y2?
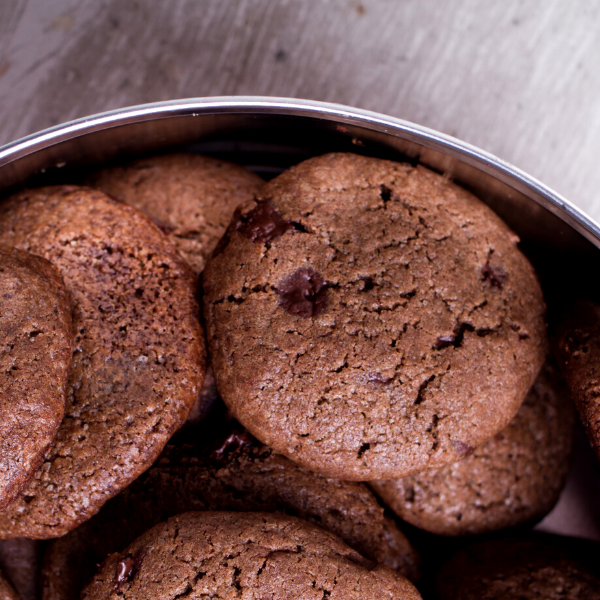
88;154;262;428
435;534;600;599
0;245;72;510
552;300;600;462
0;539;41;600
42;432;419;600
0;569;19;600
370;360;574;535
87;153;264;274
81;511;422;599
203;153;547;480
0;186;205;538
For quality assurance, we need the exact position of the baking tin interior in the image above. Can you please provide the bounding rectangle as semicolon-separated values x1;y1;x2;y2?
0;98;599;540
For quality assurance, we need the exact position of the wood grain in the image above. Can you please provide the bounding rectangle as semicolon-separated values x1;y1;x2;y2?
1;0;600;219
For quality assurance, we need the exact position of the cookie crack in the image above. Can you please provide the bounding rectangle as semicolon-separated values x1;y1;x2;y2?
414;374;436;405
171;582;194;600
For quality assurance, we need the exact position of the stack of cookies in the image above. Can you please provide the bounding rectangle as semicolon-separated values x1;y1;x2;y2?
0;151;598;599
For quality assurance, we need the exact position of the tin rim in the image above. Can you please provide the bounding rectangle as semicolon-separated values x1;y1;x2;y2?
0;96;598;248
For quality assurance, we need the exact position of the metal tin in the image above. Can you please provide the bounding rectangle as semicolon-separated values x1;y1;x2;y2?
1;97;599;540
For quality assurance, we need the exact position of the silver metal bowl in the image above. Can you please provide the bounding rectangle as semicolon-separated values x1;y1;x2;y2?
1;97;599;540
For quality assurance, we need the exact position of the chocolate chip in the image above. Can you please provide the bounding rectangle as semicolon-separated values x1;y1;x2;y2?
113;549;146;591
434;322;475;350
236;199;295;244
434;334;456;350
481;261;507;288
276;268;328;318
114;556;134;591
212;200;305;256
210;430;256;463
133;548;146;571
451;440;475;457
368;373;393;385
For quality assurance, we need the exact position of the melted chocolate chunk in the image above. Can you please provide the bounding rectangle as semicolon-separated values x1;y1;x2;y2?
434;334;456;350
451;440;475;457
434;322;475;350
113;549;146;591
236;199;295;243
114;556;134;591
212;200;305;256
481;261;507;288
277;268;328;318
210;430;256;463
368;373;394;385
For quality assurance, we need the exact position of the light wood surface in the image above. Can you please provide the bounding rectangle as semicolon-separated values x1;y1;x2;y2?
1;0;600;219
1;0;600;545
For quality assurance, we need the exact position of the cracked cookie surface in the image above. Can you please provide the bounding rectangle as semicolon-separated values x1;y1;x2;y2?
203;153;547;480
0;186;205;538
81;511;422;600
0;245;72;510
42;431;419;600
88;154;262;428
370;360;574;535
87;153;264;274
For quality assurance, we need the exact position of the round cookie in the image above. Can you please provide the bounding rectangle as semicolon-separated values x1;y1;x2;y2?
370;360;574;535
87;153;264;274
0;569;19;600
88;154;263;428
81;511;422;599
0;244;72;510
552;300;600;462
203;152;547;480
0;186;205;538
435;535;600;599
42;431;419;600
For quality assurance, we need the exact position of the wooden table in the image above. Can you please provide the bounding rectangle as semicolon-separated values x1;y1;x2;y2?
1;0;600;545
2;0;600;219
